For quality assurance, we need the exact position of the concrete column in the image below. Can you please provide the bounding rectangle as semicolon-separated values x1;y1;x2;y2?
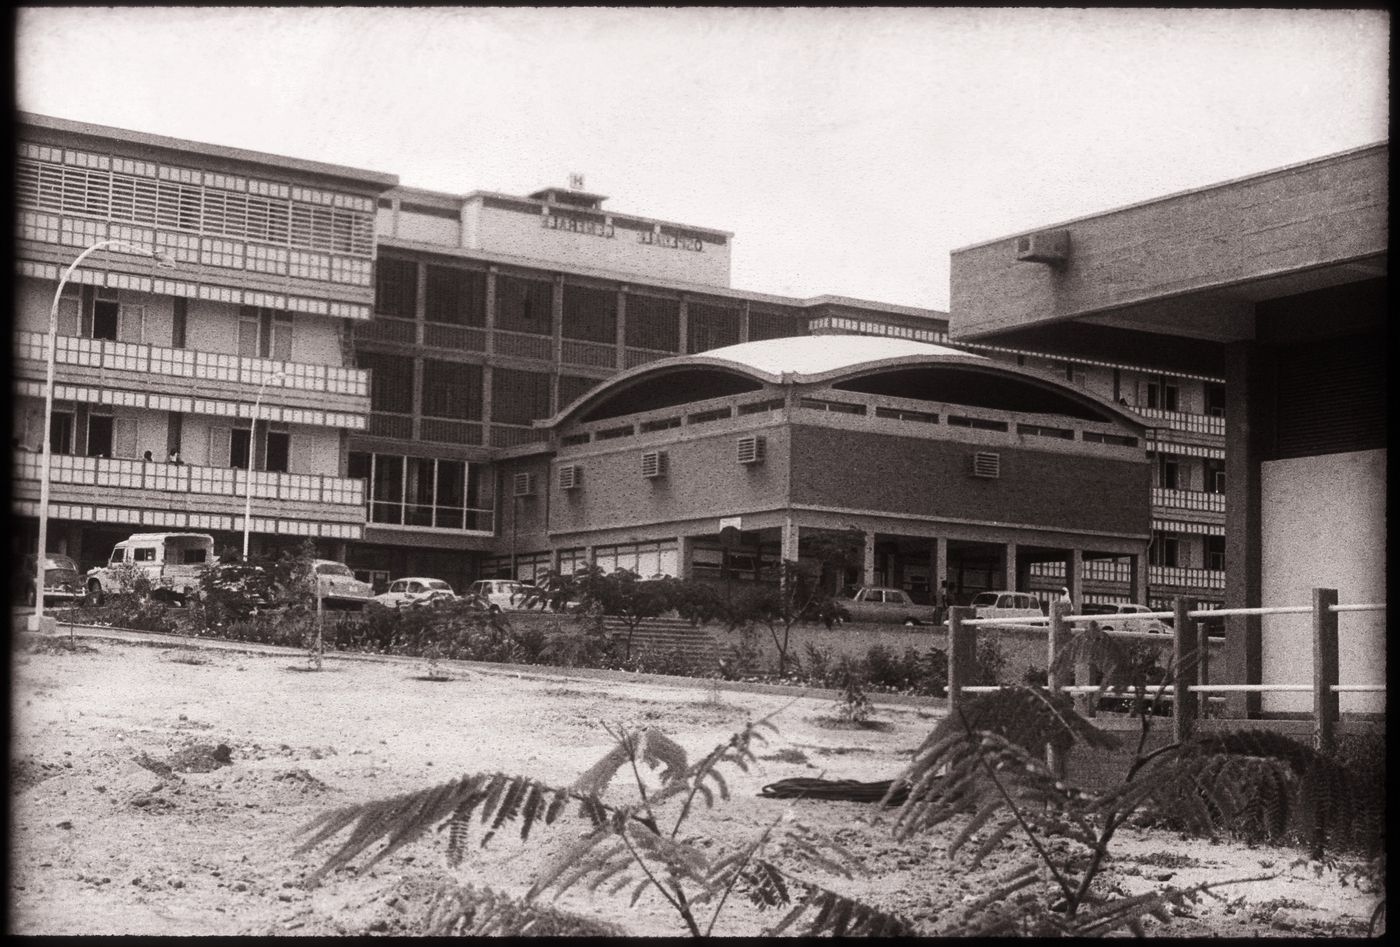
1004;542;1018;591
615;287;628;370
739;300;751;343
862;531;877;587
932;537;948;594
483;267;497;355
780;517;799;564
677;297;689;355
551;274;564;366
1067;548;1084;610
414;259;427;345
677;535;695;581
1130;552;1148;604
1224;340;1265;718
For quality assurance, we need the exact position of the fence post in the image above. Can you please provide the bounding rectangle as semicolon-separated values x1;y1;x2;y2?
1173;596;1196;744
946;607;976;719
1195;620;1210;717
1047;601;1069;778
1312;587;1339;756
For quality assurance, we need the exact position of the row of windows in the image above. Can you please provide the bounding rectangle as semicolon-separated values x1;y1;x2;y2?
373;258;806;352
19;210;372;287
16;157;376;255
347;451;492;532
359;352;594;426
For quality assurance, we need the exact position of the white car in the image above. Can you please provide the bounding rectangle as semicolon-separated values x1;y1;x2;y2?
312;559;374;610
969;591;1045;621
464;579;534;613
372;577;456;610
1082;602;1170;634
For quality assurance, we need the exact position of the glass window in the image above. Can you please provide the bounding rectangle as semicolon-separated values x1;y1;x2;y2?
495;275;553;335
561;283;617;342
422;360;483;420
87;414;114;457
374;257;417;318
425;265;486;327
265;430;290;474
92;299;120;341
230;428;251;469
359;352;415;414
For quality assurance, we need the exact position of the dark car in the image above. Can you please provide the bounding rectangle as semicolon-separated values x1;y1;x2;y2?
15;554;84;607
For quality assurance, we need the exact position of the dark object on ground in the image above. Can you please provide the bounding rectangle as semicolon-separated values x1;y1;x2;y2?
759;777;909;805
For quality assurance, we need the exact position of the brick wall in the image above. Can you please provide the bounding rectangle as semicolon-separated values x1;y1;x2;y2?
788;425;1150;536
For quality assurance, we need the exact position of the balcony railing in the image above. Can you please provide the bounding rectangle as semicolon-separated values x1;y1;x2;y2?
1138;407;1225;438
1029;560;1226;592
367;501;494;533
356;317;417;344
494;329;553;361
13;452;364;506
1152;487;1226;514
1148;565;1226;590
561;338;617;369
624;347;673;369
423;322;486;352
16;330;368;398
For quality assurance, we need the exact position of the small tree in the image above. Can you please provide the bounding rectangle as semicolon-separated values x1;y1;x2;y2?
543;565;676;664
726;559;841;679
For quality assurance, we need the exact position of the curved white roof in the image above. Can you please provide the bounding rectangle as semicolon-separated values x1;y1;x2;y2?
697;335;983;377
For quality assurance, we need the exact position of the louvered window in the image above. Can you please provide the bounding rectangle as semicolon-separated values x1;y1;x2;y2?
972;452;1000;479
513;472;536;497
558;464;583;490
736;435;766;465
624;293;680;351
641;450;668;479
562;283;617;342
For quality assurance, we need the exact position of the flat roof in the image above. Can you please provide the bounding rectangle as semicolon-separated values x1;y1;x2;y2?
953;140;1388;254
20;111;399;189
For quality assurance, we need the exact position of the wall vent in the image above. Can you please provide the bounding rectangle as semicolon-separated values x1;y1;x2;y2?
736;435;766;465
641;450;668;479
972;451;1001;479
558;464;583;490
1014;229;1070;265
512;472;536;497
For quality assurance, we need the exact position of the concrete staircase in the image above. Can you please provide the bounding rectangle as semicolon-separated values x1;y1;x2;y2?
602;617;722;674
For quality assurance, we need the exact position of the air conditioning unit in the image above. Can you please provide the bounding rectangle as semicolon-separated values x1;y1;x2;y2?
512;472;536;497
558;464;583;491
1014;229;1070;265
641;450;668;479
736;435;766;465
972;451;1001;479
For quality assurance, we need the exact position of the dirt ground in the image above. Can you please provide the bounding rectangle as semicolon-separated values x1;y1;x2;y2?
7;634;1381;937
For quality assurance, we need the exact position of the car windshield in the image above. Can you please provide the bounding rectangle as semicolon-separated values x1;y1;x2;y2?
43;556;79;571
316;563;353;577
971;593;999;606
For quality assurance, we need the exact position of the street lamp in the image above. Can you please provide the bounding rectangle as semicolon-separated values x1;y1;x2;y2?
242;369;288;560
33;240;175;630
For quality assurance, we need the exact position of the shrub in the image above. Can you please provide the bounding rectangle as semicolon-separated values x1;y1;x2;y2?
834;656;873;724
916;647;949;698
801;642;837;688
972;637;1007;686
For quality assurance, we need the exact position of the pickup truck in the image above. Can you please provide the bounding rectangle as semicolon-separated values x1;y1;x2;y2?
841;586;935;626
86;532;215;606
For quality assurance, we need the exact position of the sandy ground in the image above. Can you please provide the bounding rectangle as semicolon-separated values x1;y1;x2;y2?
7;634;1381;937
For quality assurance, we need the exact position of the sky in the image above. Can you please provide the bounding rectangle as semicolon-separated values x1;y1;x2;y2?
15;7;1390;312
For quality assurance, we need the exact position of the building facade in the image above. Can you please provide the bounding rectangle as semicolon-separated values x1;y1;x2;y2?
948;142;1387;717
13;112;1228;617
500;335;1152;606
12;113;397;565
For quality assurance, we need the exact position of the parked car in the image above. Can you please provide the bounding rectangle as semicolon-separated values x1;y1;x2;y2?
1081;602;1170;634
371;577;456;610
969;591;1045;622
15;554;84;607
841;586;935;626
312;559;374;610
464;579;533;613
86;532;214;606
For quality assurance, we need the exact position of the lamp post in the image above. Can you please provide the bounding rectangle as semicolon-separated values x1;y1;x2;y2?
33;240;174;630
242;370;288;560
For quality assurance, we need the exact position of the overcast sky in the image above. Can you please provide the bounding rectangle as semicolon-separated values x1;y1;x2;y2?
16;7;1390;311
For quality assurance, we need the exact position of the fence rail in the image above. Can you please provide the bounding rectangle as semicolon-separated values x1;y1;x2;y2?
946;590;1384;756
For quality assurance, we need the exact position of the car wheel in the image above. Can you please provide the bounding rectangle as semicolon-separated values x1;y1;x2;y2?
489;604;501;614
903;617;919;627
85;581;105;607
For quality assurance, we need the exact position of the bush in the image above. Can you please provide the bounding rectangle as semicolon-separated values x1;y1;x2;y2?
916;647;949;698
972;637;1007;686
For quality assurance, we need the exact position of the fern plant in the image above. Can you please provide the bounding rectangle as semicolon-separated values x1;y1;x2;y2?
296;713;919;936
884;620;1382;935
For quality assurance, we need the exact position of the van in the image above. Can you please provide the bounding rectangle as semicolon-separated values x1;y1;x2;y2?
969;591;1044;621
86;532;215;605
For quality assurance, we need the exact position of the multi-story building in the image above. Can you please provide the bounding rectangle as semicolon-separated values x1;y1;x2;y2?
12;113;398;566
10;113;1226;615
